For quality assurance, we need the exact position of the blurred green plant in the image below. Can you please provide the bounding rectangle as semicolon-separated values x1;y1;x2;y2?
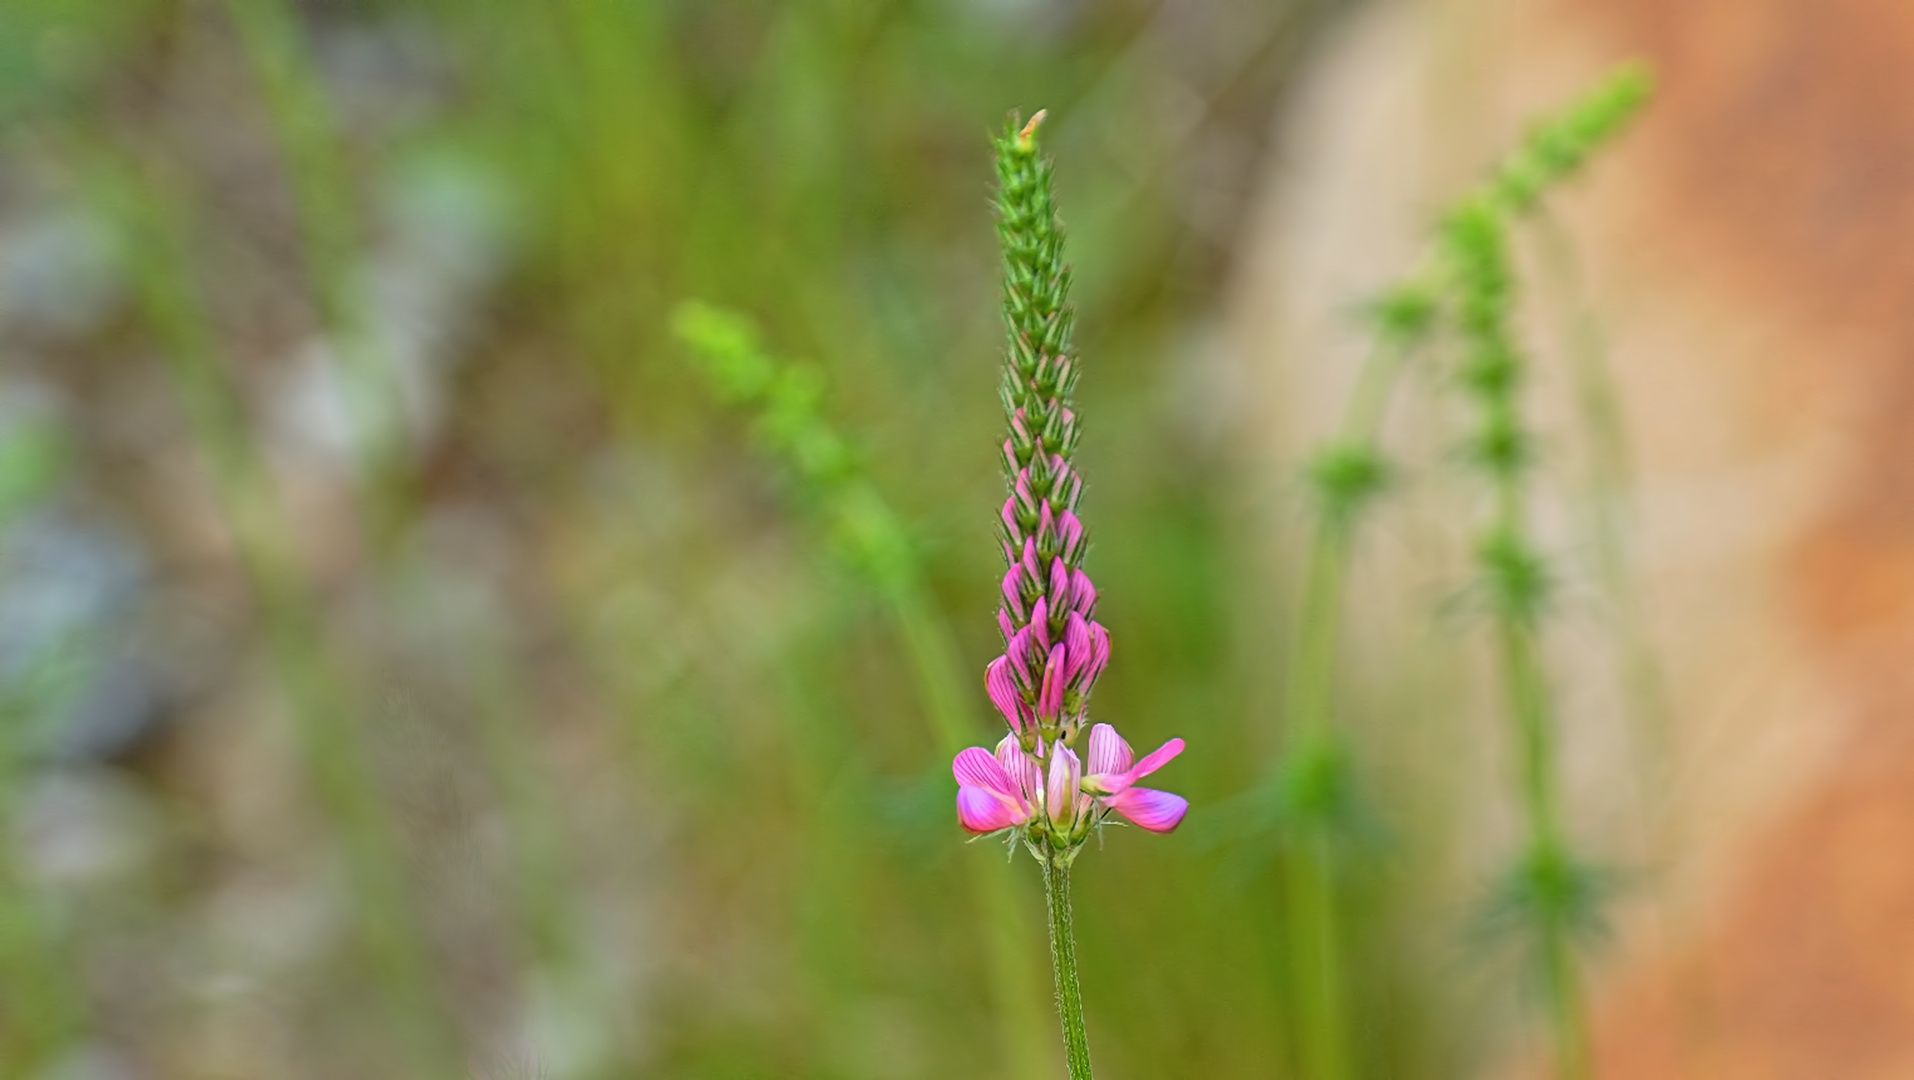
674;299;1054;1080
1272;62;1651;1080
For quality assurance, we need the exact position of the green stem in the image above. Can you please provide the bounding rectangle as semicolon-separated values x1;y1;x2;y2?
1280;332;1414;1080
1484;415;1588;1079
1042;854;1094;1080
1497;611;1589;1080
1285;826;1350;1080
845;486;1054;1080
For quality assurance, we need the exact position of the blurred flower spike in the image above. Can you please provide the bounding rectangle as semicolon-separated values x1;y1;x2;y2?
954;109;1186;862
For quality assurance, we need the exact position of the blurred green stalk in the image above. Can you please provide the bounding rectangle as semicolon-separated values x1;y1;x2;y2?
676;303;1054;1080
1280;289;1429;1080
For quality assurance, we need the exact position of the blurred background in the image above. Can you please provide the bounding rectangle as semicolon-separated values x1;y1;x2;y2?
2;0;1910;1077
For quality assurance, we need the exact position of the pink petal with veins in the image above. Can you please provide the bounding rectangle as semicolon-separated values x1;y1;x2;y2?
958;786;1028;833
1106;787;1187;832
1063;613;1092;684
952;746;1017;797
985;656;1026;734
1037;643;1066;720
995;734;1041;799
1120;738;1185;785
1085;722;1134;778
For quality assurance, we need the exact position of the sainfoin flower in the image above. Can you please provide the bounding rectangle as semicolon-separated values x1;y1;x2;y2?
952;108;1186;861
955;725;1186;841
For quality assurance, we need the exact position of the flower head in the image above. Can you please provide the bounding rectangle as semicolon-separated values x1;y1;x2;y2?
953;723;1186;842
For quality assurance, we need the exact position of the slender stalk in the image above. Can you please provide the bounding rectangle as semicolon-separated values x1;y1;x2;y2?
1042;855;1094;1080
1447;194;1590;1079
1281;312;1424;1080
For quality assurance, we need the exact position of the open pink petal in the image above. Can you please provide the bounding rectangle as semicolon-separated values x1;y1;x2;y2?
995;735;1042;800
952;747;1017;797
1119;738;1184;785
1085;722;1133;778
1106;786;1188;832
958;786;1028;833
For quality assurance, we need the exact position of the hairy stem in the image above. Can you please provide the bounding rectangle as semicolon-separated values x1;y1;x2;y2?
1042;855;1094;1080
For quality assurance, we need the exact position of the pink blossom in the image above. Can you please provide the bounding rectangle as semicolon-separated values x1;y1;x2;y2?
1081;723;1188;833
954;735;1041;833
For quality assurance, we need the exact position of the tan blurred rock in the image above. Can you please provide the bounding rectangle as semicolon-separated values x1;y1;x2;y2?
1234;0;1914;1073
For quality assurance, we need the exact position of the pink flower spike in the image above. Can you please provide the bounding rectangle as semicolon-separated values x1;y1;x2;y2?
985;656;1027;734
1105;786;1187;832
1037;643;1066;720
1085;722;1133;778
1047;746;1083;828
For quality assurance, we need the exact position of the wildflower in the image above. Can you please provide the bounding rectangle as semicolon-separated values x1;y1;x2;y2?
953;725;1187;840
1082;723;1188;833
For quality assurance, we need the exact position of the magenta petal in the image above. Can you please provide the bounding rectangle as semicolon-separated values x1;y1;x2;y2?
1049;557;1070;609
1081;622;1110;685
1037;643;1066;720
1029;596;1051;652
953;747;1018;796
1085;722;1134;778
994;734;1040;799
1071;569;1097;616
1063;612;1092;683
1006;628;1034;690
1001;567;1025;621
958;786;1027;833
1106;786;1187;832
1121;738;1185;784
998;608;1016;642
985;657;1024;734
